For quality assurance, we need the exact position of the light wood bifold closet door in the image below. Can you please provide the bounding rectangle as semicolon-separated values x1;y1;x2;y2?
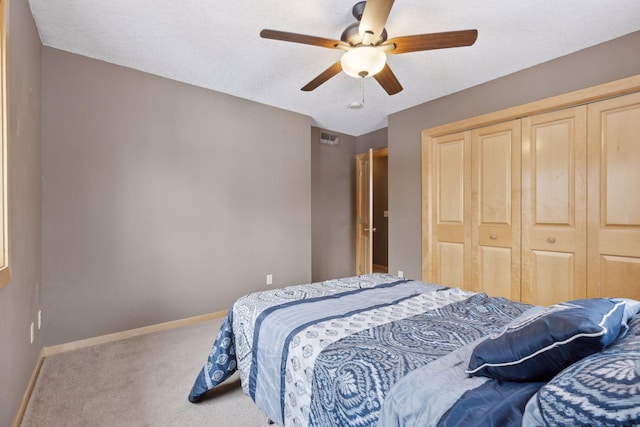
521;107;587;306
587;92;640;301
427;120;522;301
471;120;521;301
429;131;471;289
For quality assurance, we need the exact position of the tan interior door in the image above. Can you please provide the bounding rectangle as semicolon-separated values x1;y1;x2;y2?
428;131;472;289
471;120;521;300
521;107;588;306
356;149;374;275
587;92;640;300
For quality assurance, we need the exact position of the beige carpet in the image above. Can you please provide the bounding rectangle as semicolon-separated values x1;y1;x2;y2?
21;317;273;426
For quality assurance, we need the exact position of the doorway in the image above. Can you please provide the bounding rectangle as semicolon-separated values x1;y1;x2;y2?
356;147;388;275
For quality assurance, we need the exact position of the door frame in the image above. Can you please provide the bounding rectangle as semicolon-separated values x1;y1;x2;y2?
356;147;388;275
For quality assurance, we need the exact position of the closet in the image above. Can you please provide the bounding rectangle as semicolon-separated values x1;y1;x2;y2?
421;77;640;306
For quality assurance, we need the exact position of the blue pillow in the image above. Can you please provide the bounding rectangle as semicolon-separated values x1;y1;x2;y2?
466;298;626;381
533;313;640;426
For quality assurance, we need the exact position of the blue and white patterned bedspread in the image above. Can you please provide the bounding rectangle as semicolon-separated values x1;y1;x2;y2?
378;305;546;427
189;274;531;426
189;275;413;408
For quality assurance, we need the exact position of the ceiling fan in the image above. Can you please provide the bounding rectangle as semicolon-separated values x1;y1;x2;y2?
260;0;478;95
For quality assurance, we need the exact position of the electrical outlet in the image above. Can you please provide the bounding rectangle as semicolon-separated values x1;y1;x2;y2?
30;322;34;344
266;274;273;286
398;270;404;278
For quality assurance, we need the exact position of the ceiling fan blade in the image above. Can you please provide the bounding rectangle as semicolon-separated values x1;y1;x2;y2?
384;29;478;54
260;29;347;49
374;63;402;95
301;62;343;92
359;0;395;45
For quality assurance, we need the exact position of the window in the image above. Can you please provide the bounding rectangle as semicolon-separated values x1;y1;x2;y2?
0;0;10;288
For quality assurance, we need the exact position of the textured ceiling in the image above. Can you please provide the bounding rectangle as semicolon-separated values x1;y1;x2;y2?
28;0;640;136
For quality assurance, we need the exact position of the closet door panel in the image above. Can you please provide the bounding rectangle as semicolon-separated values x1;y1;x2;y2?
478;247;512;298
430;131;472;289
588;92;640;299
471;121;521;299
530;251;575;306
522;107;587;305
600;256;640;300
438;242;465;287
534;123;571;224
480;136;511;223
603;106;640;225
438;143;465;223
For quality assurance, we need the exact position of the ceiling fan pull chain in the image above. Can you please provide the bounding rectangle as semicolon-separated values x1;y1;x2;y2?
361;77;365;105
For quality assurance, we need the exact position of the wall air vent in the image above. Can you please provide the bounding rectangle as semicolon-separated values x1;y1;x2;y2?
320;132;339;146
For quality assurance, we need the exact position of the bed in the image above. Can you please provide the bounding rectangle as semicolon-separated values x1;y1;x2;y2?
188;273;640;426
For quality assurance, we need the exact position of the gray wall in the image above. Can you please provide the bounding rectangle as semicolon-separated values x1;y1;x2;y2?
357;127;387;153
311;127;390;281
0;0;43;425
42;48;312;346
311;127;356;282
388;31;640;281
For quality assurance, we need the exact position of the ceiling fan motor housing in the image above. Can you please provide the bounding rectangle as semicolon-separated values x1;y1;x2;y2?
341;21;387;46
352;1;367;21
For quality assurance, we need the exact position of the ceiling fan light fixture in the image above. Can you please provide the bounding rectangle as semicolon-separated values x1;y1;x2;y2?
340;46;386;79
